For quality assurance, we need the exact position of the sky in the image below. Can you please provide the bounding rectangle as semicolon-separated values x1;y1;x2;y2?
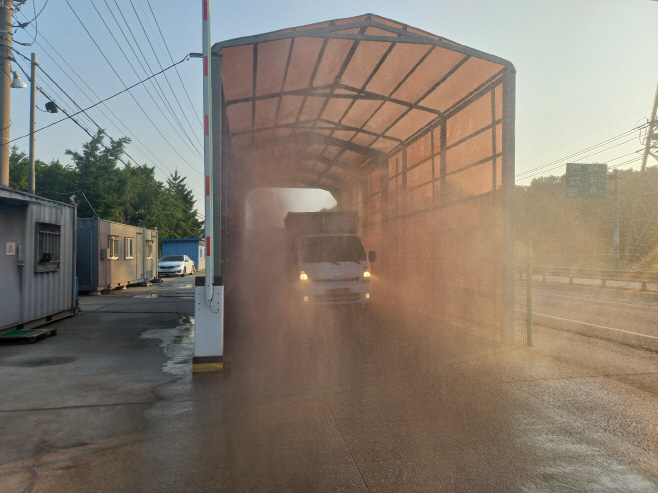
7;0;658;219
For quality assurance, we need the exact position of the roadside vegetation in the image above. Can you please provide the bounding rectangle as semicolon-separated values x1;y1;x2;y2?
8;130;203;240
516;167;658;269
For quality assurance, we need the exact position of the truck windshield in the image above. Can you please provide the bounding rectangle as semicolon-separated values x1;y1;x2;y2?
301;236;366;263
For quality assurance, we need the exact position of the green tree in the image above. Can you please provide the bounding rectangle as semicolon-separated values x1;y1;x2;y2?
9;132;203;240
65;130;129;220
159;169;203;238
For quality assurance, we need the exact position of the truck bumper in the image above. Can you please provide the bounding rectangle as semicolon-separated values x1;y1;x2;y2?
300;282;371;305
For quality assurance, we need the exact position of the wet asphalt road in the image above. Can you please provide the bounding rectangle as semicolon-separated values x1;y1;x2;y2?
1;271;658;492
530;282;658;338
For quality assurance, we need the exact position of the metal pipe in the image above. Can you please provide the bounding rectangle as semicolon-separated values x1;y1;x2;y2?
0;0;14;186
501;65;516;345
213;55;222;282
202;0;213;304
613;169;619;268
28;53;36;194
526;240;533;346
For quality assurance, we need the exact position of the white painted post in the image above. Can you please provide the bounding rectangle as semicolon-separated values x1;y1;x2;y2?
193;0;223;372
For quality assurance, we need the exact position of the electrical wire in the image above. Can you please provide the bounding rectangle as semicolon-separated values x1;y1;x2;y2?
516;106;653;165
7;51;192;147
93;0;203;157
9;9;204;220
12;0;42;46
14;0;49;28
516;125;647;179
516;136;641;182
134;0;203;141
13;49;105;131
144;0;203;129
64;0;201;175
131;0;203;144
20;24;177;175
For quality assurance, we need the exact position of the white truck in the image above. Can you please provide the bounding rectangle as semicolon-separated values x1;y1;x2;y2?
284;211;376;306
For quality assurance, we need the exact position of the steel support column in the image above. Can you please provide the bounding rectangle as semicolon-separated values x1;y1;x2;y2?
501;66;516;345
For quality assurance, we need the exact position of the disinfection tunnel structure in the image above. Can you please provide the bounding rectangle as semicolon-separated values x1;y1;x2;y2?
212;14;515;341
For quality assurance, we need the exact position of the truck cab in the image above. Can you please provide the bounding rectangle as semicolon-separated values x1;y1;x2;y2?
293;233;375;305
284;211;376;306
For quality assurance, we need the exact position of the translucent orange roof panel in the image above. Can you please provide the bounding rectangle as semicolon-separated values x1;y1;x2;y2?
213;13;513;191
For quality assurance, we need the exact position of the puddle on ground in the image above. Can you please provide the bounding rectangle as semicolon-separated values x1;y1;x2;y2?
140;316;194;376
1;356;77;367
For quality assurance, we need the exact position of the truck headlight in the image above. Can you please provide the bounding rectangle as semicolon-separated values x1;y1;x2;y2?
362;269;371;283
300;271;308;281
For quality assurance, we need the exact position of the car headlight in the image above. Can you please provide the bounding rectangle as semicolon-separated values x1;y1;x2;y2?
362;269;371;283
299;270;308;281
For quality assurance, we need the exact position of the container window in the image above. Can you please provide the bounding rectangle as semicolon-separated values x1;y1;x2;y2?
146;240;153;259
35;223;61;273
108;236;119;260
125;237;134;259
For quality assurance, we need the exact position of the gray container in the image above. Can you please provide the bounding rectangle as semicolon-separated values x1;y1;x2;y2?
77;218;158;293
0;186;77;332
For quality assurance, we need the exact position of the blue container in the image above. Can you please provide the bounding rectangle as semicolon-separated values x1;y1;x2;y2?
161;238;206;271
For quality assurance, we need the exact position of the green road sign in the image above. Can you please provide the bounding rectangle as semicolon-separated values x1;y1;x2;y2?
565;163;607;199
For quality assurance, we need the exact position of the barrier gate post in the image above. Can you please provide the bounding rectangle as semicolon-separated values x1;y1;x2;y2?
193;0;224;372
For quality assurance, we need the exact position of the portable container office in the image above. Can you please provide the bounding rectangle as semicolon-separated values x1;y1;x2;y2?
0;186;77;333
160;238;205;271
77;218;158;293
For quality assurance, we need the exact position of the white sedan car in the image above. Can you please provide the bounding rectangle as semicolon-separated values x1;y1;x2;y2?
158;255;195;277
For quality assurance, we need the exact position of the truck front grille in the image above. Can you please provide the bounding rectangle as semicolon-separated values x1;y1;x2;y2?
313;277;360;283
314;293;361;303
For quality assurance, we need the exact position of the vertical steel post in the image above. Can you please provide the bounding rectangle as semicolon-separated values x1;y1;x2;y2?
613;169;619;268
28;53;36;195
212;55;222;282
526;240;533;346
0;0;13;186
501;65;516;345
202;0;213;305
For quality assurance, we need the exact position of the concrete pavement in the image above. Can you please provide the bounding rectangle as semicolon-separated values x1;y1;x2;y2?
1;273;658;492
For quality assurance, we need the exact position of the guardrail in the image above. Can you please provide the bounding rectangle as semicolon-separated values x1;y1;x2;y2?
516;266;658;290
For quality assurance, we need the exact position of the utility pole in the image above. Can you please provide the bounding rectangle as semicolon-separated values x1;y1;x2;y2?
0;0;14;187
28;52;35;194
623;84;658;262
641;83;658;172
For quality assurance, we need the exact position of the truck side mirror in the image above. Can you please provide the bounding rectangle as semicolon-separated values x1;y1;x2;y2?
368;251;377;262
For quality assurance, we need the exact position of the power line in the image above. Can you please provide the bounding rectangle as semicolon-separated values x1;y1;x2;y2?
128;0;203;144
144;0;203;129
516;106;653;165
131;0;203;145
516;124;647;179
8;49;192;150
516;136;641;182
64;0;201;175
13;0;49;29
20;23;179;174
9;9;204;221
90;0;203;158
